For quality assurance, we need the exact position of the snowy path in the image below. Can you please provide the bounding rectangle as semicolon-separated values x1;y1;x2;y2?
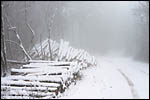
117;69;139;99
59;56;149;99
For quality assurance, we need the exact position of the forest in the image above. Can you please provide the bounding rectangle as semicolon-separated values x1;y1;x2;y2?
1;1;149;99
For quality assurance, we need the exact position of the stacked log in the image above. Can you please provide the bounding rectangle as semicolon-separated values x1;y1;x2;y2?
1;61;77;99
1;39;97;99
29;39;97;68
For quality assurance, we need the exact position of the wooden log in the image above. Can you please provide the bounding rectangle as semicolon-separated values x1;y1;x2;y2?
42;44;48;52
65;46;70;60
25;72;71;83
75;49;83;60
35;39;48;51
28;60;75;66
1;89;55;97
2;76;62;83
1;96;39;99
22;64;71;68
63;41;69;59
11;67;69;74
58;39;63;60
29;60;56;63
1;86;57;92
1;80;60;87
7;60;29;64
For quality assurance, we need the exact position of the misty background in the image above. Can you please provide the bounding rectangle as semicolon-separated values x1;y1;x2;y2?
2;1;149;63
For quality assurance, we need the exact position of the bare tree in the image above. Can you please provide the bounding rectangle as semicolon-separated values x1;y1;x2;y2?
133;1;149;62
2;2;32;61
1;16;8;77
46;3;58;60
8;25;32;60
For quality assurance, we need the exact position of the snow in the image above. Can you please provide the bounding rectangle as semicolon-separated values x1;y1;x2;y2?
1;89;55;97
2;41;148;99
1;86;57;91
59;56;149;99
2;75;62;82
30;39;97;67
1;79;60;87
11;67;69;74
106;56;149;99
2;96;37;99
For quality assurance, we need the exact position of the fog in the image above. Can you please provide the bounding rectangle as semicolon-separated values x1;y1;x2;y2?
61;1;149;63
2;1;149;63
1;2;149;98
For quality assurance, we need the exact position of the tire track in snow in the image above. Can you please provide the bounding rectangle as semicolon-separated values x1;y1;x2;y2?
117;69;140;99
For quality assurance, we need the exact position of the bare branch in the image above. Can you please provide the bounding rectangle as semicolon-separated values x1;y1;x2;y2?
4;13;32;60
5;39;32;60
5;40;22;48
26;23;35;43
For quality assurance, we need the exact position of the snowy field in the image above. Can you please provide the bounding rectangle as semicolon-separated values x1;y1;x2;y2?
59;56;149;99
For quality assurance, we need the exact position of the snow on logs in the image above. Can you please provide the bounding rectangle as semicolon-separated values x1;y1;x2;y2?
30;39;97;68
1;61;77;99
1;39;97;99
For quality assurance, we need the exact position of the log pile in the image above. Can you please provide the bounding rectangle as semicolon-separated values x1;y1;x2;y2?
1;39;97;99
1;60;78;99
30;39;97;69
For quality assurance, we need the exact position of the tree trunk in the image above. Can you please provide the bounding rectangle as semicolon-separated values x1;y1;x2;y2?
1;31;8;77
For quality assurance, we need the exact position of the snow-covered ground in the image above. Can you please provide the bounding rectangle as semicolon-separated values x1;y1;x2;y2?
59;56;149;99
